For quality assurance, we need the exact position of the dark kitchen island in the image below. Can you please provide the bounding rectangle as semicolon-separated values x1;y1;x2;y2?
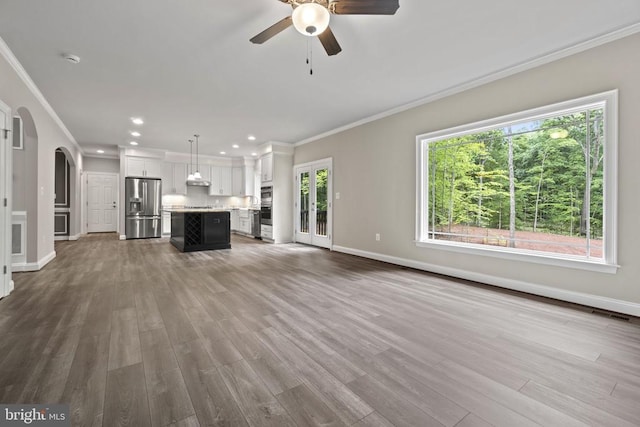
170;210;231;252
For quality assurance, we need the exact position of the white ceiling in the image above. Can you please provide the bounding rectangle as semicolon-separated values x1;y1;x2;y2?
1;1;639;158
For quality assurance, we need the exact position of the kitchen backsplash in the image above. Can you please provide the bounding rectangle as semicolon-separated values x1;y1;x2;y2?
162;186;254;208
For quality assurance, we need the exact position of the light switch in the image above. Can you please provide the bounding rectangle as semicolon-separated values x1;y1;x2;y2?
335;192;340;200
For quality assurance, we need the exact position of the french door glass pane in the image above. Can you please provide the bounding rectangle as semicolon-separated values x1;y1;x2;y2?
315;168;328;237
300;171;310;234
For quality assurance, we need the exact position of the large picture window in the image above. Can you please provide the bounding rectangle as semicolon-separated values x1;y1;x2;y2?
416;91;618;272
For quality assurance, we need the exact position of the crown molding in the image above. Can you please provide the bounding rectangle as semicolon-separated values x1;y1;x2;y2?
0;36;83;154
295;22;640;147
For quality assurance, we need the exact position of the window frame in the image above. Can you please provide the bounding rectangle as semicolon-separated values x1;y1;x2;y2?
415;90;618;274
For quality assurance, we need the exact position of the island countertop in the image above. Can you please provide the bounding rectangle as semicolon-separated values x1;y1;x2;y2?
163;207;260;213
164;208;231;213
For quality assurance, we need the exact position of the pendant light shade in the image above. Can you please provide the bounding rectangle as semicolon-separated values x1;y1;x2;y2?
292;3;330;36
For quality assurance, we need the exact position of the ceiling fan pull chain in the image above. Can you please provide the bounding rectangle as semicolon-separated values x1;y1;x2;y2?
305;37;313;75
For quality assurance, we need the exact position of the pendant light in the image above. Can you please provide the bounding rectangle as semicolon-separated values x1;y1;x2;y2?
186;134;210;186
193;134;202;180
187;139;195;182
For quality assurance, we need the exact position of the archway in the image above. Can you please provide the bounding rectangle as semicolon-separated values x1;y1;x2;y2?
54;146;78;241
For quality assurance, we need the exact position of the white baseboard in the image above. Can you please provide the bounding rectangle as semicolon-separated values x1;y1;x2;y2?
69;233;80;241
54;236;69;241
332;245;640;317
12;251;56;272
119;234;126;240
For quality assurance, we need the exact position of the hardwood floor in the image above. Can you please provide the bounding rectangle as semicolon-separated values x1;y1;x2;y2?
1;233;639;426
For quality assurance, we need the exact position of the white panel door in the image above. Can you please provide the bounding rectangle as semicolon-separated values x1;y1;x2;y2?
0;102;12;297
87;173;118;233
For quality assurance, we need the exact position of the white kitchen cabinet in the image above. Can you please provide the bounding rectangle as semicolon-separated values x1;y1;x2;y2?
232;165;256;197
239;218;251;234
232;167;243;196
126;157;146;177
162;211;171;235
161;162;173;194
260;153;273;183
161;162;188;195
243;165;255;196
261;224;273;240
126;156;163;178
238;209;251;234
209;166;233;196
173;163;187;194
230;209;239;231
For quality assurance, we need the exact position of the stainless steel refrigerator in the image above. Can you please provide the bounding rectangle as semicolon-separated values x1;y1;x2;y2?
125;177;162;239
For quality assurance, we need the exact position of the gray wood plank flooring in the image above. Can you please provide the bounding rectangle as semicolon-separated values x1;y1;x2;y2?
1;233;639;426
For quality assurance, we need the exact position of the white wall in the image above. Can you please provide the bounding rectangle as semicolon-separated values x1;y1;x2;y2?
84;156;119;174
0;46;81;267
294;33;640;314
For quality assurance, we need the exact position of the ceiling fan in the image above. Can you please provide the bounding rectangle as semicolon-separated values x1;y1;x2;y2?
250;0;400;56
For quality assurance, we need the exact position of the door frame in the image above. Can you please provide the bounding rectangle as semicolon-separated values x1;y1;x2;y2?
0;99;14;297
293;158;333;249
82;171;120;234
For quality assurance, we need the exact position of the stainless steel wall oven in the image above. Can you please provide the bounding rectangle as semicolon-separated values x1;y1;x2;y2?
261;186;273;226
260;205;272;226
260;186;272;205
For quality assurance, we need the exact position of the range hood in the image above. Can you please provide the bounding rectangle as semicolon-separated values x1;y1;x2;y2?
187;177;210;187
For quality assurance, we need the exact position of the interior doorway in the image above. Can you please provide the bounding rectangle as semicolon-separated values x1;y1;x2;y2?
86;172;118;233
54;149;71;240
0;99;13;297
294;158;332;249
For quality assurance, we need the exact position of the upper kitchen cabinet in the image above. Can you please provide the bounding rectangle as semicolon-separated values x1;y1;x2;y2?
126;156;163;178
232;164;256;197
162;162;188;195
232;167;243;196
209;165;233;196
260;153;273;183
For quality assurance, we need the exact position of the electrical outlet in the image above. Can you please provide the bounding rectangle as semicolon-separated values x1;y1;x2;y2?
375;233;380;241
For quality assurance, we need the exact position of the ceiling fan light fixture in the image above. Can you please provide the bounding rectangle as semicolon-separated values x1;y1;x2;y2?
292;3;330;36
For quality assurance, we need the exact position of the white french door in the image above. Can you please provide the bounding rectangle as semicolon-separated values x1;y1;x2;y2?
294;159;332;249
0;100;13;297
87;173;118;233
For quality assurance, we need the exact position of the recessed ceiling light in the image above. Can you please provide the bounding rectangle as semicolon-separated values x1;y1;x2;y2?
232;144;239;149
220;151;226;155
130;141;139;146
130;131;141;137
131;117;144;125
248;135;256;141
251;152;258;156
97;149;105;154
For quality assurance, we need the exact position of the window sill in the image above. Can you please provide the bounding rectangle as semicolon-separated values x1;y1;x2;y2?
415;240;619;274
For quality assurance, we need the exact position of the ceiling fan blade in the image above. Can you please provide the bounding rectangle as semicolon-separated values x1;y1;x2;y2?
250;16;293;44
318;27;342;56
331;0;400;15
